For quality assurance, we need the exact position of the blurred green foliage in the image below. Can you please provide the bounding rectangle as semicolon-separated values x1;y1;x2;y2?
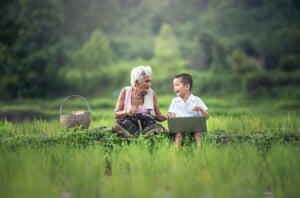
0;0;299;99
154;23;180;63
70;29;113;69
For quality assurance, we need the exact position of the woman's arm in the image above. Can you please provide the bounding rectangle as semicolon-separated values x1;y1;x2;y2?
113;88;129;119
152;91;167;122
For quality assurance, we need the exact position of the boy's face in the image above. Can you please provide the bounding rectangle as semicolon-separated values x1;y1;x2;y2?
173;77;190;98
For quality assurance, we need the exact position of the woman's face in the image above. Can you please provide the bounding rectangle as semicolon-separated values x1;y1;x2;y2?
136;76;152;94
173;77;189;97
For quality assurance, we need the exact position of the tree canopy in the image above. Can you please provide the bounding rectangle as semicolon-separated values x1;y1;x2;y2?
0;0;299;99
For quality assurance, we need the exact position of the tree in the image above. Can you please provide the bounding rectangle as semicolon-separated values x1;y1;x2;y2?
0;0;20;98
197;32;229;72
70;29;113;69
153;23;185;73
9;0;65;98
227;49;263;74
154;23;180;62
203;0;300;70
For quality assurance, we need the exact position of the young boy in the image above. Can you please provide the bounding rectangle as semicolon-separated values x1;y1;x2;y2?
167;73;209;147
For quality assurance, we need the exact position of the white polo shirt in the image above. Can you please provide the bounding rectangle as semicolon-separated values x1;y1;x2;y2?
168;94;208;117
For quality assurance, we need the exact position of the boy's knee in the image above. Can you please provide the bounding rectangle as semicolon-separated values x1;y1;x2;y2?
194;132;202;138
175;132;183;138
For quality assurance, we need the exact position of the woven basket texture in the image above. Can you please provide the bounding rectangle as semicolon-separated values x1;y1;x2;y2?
60;95;91;129
60;112;91;129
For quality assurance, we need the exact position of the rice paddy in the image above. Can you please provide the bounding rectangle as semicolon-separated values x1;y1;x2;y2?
0;96;299;198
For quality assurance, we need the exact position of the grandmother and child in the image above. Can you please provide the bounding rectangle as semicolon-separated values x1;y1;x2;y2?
112;65;209;147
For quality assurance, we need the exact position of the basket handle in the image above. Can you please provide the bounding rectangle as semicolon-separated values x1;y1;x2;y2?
60;95;91;115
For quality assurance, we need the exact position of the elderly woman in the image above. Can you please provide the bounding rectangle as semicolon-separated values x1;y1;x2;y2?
112;65;167;137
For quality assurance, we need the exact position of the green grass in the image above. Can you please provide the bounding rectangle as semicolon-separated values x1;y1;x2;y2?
1;95;299;120
0;142;299;198
0;96;299;197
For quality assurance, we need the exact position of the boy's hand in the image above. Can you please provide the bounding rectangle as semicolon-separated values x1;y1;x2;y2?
193;105;209;119
192;105;202;112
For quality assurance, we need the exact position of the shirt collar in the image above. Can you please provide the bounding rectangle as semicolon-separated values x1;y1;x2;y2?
175;94;195;103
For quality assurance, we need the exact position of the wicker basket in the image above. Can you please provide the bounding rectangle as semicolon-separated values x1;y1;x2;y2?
60;95;91;129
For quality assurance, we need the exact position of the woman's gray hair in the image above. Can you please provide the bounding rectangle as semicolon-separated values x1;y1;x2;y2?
131;65;152;86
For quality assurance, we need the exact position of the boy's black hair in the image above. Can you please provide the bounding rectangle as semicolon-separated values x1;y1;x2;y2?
174;73;193;90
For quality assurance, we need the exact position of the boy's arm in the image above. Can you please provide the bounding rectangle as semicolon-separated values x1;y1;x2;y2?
193;106;209;119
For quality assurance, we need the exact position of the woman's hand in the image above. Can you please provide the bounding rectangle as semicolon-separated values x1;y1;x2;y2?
126;108;137;116
167;112;176;118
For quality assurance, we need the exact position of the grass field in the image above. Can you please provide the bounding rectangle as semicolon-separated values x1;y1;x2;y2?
0;96;299;197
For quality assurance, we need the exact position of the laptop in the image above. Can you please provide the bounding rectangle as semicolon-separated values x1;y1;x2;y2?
167;116;207;133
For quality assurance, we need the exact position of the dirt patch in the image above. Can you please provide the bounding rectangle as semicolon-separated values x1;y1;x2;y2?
0;110;51;122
